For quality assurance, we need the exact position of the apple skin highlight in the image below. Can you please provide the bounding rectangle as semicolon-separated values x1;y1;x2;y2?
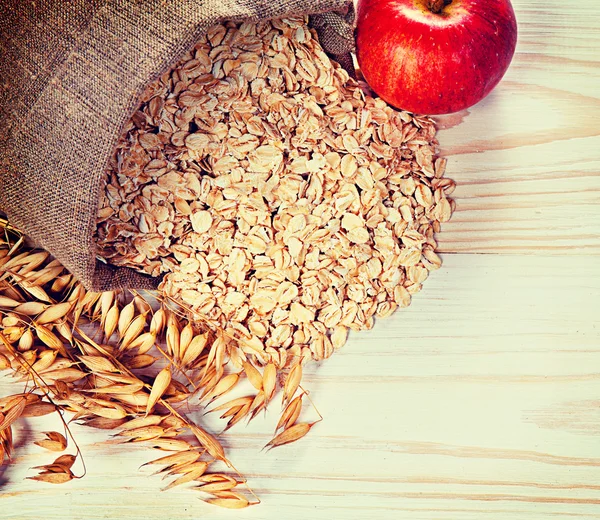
355;0;518;115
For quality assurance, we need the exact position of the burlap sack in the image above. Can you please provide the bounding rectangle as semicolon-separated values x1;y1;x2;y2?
0;0;355;291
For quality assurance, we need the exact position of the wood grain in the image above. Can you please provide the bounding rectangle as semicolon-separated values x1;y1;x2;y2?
1;255;599;519
434;0;600;254
1;1;599;519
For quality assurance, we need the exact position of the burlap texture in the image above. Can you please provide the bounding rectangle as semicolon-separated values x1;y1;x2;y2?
0;0;355;291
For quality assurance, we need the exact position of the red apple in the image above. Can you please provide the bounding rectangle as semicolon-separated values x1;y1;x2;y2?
355;0;518;115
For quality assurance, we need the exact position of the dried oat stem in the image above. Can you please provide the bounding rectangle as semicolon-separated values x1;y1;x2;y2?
76;331;258;499
299;384;323;423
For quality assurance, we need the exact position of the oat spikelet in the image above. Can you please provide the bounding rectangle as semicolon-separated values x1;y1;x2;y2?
117;300;135;338
161;460;210;479
0;353;10;370
179;323;194;357
34;431;67;452
21;284;51;303
201;373;239;404
283;364;302;405
14;301;47;316
36;302;73;325
166;313;180;359
0;395;27;431
18;328;34;351
27;470;74;484
150;307;166;336
120;313;147;351
22;400;56;419
262;363;277;402
243;362;263;390
126;354;157;369
0;296;20;308
275;394;303;433
196;479;238;493
146;367;171;415
190;425;225;461
141;450;200;469
34;324;65;352
31;350;57;373
204;491;250;509
162;464;210;491
197;473;237;484
51;453;76;469
265;422;314;450
247;391;266;420
223;402;252;431
78;355;119;373
116;425;166;442
149;439;193;452
99;291;115;323
103;303;119;339
180;333;208;367
127;332;156;355
206;396;254;415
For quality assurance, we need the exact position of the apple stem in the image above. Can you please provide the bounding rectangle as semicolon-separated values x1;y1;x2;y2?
428;0;450;14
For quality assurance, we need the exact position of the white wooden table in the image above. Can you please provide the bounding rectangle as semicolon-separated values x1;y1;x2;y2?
1;1;600;518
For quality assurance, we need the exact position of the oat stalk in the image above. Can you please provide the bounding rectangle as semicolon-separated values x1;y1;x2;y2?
0;332;87;479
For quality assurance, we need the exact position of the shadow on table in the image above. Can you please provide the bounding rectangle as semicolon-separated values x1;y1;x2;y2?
1;418;33;489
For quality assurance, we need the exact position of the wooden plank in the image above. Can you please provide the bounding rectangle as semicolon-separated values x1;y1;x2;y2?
433;0;600;254
1;255;599;519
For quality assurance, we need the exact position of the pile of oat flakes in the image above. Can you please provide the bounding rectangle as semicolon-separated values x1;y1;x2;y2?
96;15;455;367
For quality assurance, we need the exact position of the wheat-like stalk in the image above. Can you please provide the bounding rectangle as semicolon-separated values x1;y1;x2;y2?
0;219;314;507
